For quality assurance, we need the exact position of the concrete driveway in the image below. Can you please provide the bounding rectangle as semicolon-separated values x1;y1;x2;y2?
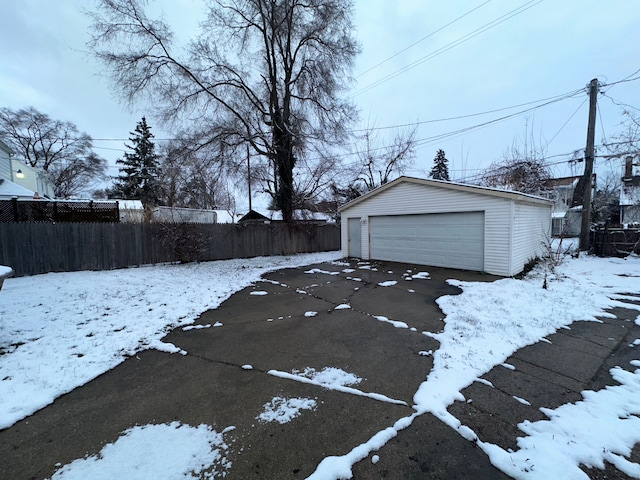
1;258;637;479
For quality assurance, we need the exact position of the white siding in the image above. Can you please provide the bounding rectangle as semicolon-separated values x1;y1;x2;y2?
511;201;553;275
0;145;11;181
340;181;514;276
370;212;484;270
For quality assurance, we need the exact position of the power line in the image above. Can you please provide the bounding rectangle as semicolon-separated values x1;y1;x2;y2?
92;71;637;167
411;92;583;150
356;0;493;78
331;91;583;168
543;97;588;149
93;87;585;164
601;91;640;114
353;0;544;97
454;140;637;184
92;87;583;143
352;87;585;132
600;67;640;90
596;102;608;146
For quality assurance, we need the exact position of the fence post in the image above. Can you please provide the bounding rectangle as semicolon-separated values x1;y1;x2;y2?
11;198;19;222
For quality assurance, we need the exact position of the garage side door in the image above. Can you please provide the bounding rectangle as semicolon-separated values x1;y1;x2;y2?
369;212;484;271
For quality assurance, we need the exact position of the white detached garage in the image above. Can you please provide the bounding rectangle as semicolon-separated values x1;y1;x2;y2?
339;176;553;277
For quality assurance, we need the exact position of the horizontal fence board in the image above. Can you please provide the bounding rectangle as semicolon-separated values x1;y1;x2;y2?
0;222;340;276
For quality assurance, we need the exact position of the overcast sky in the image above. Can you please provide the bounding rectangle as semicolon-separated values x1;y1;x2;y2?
1;0;639;205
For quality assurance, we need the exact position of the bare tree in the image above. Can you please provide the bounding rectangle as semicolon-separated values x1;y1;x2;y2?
480;156;551;194
606;110;640;159
592;165;621;224
479;128;550;194
87;0;359;222
323;126;416;219
0;106;106;197
352;125;417;192
158;136;239;210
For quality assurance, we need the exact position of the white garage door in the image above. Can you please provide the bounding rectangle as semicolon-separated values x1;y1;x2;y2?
369;212;484;271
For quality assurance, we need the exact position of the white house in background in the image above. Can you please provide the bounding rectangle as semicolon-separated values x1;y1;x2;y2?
0;139;55;199
114;199;145;222
0;140;11;181
152;206;218;223
539;176;582;236
0;140;36;199
10;158;55;199
339;176;552;277
620;156;640;225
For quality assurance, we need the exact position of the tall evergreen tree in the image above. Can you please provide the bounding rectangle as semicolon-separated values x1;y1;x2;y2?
111;117;161;206
429;149;450;181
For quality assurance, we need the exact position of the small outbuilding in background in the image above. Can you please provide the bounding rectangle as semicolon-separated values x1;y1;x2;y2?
339;176;553;277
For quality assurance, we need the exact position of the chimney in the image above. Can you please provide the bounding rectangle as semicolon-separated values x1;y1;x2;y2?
624;156;633;181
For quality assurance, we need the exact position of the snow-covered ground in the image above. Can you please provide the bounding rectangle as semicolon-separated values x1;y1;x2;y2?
0;252;340;430
1;249;640;479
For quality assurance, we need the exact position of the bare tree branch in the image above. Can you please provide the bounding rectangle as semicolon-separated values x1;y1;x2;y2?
87;0;359;221
0;106;106;197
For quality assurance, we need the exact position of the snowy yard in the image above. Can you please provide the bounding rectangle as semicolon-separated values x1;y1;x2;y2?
1;249;640;479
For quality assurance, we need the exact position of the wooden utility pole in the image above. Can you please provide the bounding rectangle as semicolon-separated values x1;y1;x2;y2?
579;78;599;251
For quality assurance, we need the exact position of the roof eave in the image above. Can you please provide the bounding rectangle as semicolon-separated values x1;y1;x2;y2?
338;176;553;213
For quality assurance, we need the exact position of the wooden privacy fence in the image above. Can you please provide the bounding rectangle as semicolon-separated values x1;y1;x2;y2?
592;227;640;257
0;222;340;277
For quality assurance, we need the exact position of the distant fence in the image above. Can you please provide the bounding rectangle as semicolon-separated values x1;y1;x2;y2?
592;227;640;257
0;222;340;276
0;199;119;223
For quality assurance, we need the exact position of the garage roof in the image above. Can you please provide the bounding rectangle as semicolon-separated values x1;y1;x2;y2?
338;176;553;212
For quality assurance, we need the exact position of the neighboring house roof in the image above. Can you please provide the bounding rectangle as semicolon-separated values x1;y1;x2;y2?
338;176;553;212
542;176;580;188
238;209;271;222
0;178;36;199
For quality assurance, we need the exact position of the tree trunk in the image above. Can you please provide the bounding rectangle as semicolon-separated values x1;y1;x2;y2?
273;112;295;223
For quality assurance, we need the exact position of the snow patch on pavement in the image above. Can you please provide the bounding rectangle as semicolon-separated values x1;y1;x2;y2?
294;367;362;387
267;368;406;406
256;396;317;424
305;268;340;276
48;422;232;480
373;315;409;329
182;324;211;331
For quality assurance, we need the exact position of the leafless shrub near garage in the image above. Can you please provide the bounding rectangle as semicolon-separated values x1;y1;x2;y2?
538;234;576;288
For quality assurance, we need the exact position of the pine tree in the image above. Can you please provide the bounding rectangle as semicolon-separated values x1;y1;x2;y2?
111;117;161;206
429;149;450;181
